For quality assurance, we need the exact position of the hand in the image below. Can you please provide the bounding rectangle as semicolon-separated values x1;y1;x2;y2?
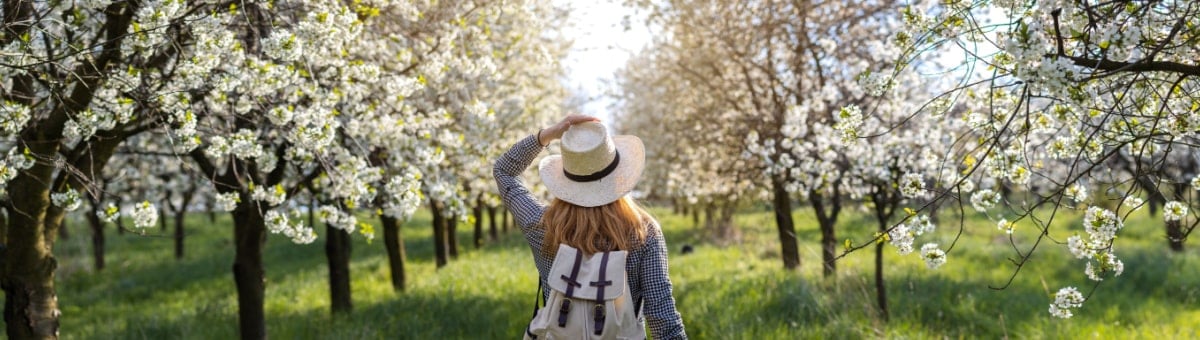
538;114;600;146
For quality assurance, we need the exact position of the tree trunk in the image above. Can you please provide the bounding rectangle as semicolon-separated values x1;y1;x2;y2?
85;206;106;271
325;224;352;314
874;234;889;322
173;185;196;260
703;202;715;230
2;176;63;339
691;205;699;228
308;196;316;228
820;221;837;277
473;197;484;249
231;205;268;339
448;213;460;259
58;218;69;240
771;177;800;270
430;200;448;268
381;214;406;291
502;208;511;233
716;202;735;240
487;205;498;241
869;188;899;323
174;211;186;259
1167;182;1186;252
207;198;218;223
1166;220;1184;251
811;190;842;278
159;206;169;231
0;210;6;245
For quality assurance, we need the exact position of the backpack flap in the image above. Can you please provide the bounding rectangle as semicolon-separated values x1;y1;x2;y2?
547;244;628;301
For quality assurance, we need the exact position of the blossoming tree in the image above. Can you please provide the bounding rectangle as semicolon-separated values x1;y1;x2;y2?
0;0;564;338
848;0;1200;318
620;0;911;274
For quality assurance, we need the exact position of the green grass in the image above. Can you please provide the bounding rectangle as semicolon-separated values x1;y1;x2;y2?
35;205;1200;339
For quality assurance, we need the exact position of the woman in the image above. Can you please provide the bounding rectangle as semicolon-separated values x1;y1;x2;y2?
494;114;686;339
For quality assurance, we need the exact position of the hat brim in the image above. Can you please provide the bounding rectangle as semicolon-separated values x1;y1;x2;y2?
538;135;645;207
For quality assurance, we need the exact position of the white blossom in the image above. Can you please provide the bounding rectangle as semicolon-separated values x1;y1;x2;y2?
920;243;947;269
970;189;1001;212
98;202;121;223
1083;206;1122;242
50;188;82;212
1164;201;1187;222
833;105;863;144
888;223;915;255
1049;287;1085;319
1067;235;1093;259
264;209;317;244
251;184;286;206
382;170;424;220
997;218;1014;234
1064;183;1087;204
908;214;935;235
131;201;159;229
1122;196;1144;210
899;172;925;198
318;205;358;233
215;192;240;212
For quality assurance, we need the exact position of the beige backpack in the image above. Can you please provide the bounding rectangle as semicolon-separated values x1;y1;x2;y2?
525;244;643;340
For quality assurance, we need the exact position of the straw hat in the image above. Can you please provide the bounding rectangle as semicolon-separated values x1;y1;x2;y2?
538;122;645;207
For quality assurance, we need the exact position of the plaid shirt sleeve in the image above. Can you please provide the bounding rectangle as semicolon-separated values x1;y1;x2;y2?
493;134;551;276
639;220;687;339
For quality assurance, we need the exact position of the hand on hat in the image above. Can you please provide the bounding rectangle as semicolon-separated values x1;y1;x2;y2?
538;114;600;146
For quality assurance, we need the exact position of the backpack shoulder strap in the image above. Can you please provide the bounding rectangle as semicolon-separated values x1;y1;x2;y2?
530;280;543;319
589;251;615;335
635;294;643;317
559;247;585;298
556;248;584;327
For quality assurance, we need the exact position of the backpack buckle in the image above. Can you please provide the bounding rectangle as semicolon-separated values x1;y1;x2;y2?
557;300;571;327
593;304;605;321
593;303;606;335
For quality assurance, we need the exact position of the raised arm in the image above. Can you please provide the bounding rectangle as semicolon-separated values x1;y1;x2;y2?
640;221;687;339
493;133;549;230
492;115;599;232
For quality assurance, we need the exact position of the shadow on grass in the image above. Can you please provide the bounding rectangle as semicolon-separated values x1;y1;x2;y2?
80;287;530;340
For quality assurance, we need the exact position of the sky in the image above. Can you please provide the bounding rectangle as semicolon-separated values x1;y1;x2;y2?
554;0;653;123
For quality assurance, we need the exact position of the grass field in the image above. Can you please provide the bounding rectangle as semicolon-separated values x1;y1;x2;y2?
39;204;1200;339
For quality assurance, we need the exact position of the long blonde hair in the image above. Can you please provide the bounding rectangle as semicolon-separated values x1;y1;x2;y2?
541;196;651;255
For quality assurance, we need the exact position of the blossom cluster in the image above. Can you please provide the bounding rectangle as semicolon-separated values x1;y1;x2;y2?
51;189;83;212
919;243;947;269
382;170;424;220
251;184;287;207
215;192;240;212
131;201;159;229
832;105;864;144
898;173;925;198
888;214;935;255
1066;206;1125;282
265;210;317;244
1064;183;1087;204
1049;287;1084;319
317;205;359;234
969;189;1001;212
